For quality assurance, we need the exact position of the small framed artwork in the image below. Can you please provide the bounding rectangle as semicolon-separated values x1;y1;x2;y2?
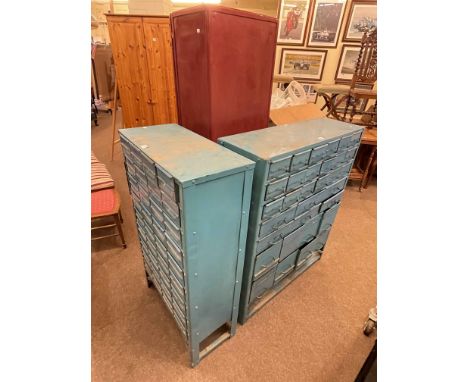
300;82;319;103
335;44;360;82
277;0;312;45
307;0;347;48
343;1;377;42
279;48;327;81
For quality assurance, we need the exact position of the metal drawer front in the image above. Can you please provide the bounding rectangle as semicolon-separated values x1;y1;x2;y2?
149;191;162;208
309;144;328;164
155;235;167;255
168;254;185;285
305;163;321;180
338;134;355;151
290;149;311;172
316;162;350;191
321;190;344;212
153;220;166;243
173;302;187;328
286;168;308;192
164;217;182;246
296;194;320;217
256;230;283;255
249;268;276;303
296;231;328;266
283;188;302;210
295;204;321;226
274;250;298;283
299;178;318;201
345;146;359;162
171;275;186;303
320;203;340;230
262;196;284;220
157;166;174;190
301;214;322;243
259;213;285;239
141;205;153;226
321;150;347;174
165;233;184;267
265;177;288;201
259;206;297;238
268;156;292;180
325;139;340;158
327;176;347;197
253;241;282;280
350;131;362;146
150;203;164;225
280;225;307;260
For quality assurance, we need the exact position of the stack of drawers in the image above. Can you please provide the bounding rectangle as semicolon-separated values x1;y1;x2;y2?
218;118;363;323
120;124;254;366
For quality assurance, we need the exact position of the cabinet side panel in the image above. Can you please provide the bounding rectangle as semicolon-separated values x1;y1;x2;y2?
209;12;277;139
106;16;155;127
171;11;211;139
182;172;246;339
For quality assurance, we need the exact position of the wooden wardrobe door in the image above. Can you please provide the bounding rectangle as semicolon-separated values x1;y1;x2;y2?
142;18;178;124
107;16;154;127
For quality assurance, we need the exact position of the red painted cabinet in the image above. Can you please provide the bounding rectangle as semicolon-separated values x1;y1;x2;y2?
170;5;277;141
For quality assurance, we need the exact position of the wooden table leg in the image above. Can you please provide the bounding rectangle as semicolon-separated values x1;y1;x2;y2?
359;145;377;192
364;150;377;189
110;82;119;161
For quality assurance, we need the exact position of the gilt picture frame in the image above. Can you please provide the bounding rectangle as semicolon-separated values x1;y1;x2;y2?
279;48;327;81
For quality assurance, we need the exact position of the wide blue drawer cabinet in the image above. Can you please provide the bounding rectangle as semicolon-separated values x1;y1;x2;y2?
119;124;254;366
218;118;363;323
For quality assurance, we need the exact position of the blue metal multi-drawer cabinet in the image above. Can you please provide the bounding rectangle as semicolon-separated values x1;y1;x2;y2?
119;124;255;366
218;118;363;323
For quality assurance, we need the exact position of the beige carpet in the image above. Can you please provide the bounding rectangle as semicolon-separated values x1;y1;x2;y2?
91;112;377;382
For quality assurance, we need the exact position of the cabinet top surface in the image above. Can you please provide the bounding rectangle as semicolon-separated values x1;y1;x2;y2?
218;118;363;160
120;124;254;185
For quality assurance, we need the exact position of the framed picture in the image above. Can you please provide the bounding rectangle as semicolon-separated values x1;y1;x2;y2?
307;0;347;48
334;84;373;112
335;44;360;82
300;82;319;103
343;2;377;42
277;0;312;45
279;49;327;81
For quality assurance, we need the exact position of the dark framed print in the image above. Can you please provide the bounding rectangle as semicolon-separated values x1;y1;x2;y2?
277;0;312;45
335;44;360;82
307;0;347;48
299;82;319;103
343;1;377;42
279;48;327;81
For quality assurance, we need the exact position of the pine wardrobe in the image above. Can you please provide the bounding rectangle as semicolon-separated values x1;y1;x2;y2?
106;15;178;127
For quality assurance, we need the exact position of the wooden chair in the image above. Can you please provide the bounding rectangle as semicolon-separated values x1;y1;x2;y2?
91;188;126;248
313;29;377;127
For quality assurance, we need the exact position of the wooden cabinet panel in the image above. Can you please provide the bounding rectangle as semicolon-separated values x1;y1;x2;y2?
107;16;155;127
142;18;178;124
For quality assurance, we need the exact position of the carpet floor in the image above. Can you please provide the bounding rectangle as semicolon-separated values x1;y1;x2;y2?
91;111;377;382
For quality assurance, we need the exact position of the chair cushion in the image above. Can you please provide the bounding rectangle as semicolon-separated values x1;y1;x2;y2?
311;83;350;94
91;189;116;216
91;151;114;191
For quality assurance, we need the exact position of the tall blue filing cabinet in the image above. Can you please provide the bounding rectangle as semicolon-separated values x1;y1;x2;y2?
218;118;363;323
119;124;255;366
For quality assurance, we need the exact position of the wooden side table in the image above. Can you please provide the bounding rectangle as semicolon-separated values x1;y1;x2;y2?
348;128;377;191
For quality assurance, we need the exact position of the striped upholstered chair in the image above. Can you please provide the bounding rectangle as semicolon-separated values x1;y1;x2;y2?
91;152;126;248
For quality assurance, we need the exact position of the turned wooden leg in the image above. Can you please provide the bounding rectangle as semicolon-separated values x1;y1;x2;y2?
360;145;377;192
